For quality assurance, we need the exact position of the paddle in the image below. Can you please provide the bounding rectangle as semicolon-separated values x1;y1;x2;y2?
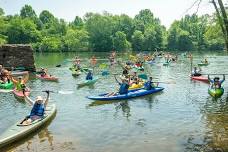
152;81;176;84
30;90;74;95
201;74;228;75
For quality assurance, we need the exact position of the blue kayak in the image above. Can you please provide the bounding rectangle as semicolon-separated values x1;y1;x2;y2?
87;87;164;101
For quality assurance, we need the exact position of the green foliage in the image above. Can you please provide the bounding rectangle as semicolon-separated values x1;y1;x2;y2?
7;17;41;44
113;31;131;51
132;30;144;51
63;28;89;51
0;5;224;52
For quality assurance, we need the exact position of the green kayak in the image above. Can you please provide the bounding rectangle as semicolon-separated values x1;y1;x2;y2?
72;70;81;77
77;78;99;87
208;87;224;98
198;62;209;66
0;81;14;90
0;104;56;149
163;62;170;66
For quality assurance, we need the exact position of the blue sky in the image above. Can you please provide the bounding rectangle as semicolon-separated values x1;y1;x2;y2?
0;0;216;28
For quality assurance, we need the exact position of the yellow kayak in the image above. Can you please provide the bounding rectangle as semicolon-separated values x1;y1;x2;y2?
129;82;144;90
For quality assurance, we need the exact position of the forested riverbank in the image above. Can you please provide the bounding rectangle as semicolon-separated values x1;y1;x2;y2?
0;5;225;52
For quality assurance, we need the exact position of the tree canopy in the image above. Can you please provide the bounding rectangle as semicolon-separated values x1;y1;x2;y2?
0;5;225;52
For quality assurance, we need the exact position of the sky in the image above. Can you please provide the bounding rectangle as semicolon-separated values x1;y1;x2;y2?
0;0;218;28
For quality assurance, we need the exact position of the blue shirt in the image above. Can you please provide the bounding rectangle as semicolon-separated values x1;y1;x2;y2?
30;103;45;117
119;83;129;94
144;80;153;90
86;72;93;80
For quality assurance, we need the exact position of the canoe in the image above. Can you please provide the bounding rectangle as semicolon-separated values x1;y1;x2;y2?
208;87;224;98
77;78;99;87
191;76;209;83
0;81;14;90
36;75;58;81
13;88;30;100
11;71;28;77
87;87;164;101
198;63;209;66
0;104;56;149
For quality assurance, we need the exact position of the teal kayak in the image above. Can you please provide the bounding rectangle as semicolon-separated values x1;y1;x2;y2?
208;87;224;98
0;81;14;90
0;104;56;149
77;78;99;87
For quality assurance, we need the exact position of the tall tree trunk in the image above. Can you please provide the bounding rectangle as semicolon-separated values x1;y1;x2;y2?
211;0;228;51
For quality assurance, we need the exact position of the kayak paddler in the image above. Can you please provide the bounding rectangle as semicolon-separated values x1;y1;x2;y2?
208;75;225;89
144;77;156;90
106;76;129;97
40;68;48;77
191;67;202;76
21;90;50;125
86;69;93;80
10;73;29;91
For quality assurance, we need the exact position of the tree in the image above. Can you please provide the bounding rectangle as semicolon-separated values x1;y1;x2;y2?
39;10;55;25
40;36;61;52
113;31;131;51
131;30;144;51
85;13;114;51
20;5;37;19
63;28;89;51
7;17;41;44
0;8;4;16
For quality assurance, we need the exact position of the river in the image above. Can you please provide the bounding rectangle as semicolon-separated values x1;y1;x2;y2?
0;51;228;152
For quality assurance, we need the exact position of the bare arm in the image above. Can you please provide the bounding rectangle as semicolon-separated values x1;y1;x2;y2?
23;90;34;106
10;76;18;84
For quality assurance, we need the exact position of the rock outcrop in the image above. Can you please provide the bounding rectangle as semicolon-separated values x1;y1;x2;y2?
0;44;36;71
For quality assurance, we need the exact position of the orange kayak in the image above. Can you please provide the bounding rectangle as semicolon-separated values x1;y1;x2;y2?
36;75;58;81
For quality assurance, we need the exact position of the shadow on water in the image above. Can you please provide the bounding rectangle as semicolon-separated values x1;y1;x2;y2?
184;95;228;152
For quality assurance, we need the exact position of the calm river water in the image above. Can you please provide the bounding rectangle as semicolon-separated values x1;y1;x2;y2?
0;51;228;152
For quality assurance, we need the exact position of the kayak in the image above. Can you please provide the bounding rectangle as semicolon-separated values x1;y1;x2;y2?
101;70;109;76
208;87;224;98
36;74;58;81
163;62;170;66
72;70;81;77
87;87;164;101
13;88;30;100
133;66;144;71
77;78;99;87
0;81;14;90
0;104;56;149
198;62;209;66
145;60;155;65
11;71;28;77
191;76;209;83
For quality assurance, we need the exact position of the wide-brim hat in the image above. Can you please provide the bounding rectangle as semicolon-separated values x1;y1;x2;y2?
36;96;43;101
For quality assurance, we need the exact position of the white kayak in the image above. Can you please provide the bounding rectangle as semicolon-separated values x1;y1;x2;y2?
0;104;57;149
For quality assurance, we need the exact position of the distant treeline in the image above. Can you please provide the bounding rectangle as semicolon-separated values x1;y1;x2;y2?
0;5;224;52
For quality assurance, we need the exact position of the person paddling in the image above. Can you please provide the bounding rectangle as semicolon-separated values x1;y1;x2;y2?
40;68;47;77
10;73;29;91
21;90;50;125
144;77;155;90
208;75;225;89
86;70;93;80
191;67;202;76
106;76;129;97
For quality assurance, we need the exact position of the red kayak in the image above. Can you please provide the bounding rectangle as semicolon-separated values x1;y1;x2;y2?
191;76;209;83
13;88;30;100
36;74;58;81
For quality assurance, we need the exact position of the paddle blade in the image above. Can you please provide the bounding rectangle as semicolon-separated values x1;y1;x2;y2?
138;74;148;80
58;90;74;94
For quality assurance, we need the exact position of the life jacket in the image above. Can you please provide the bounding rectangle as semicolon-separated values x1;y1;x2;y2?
119;83;129;94
86;72;93;80
144;81;153;90
30;103;45;117
16;82;25;91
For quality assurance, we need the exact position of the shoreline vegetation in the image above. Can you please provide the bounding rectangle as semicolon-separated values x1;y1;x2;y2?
0;5;225;52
